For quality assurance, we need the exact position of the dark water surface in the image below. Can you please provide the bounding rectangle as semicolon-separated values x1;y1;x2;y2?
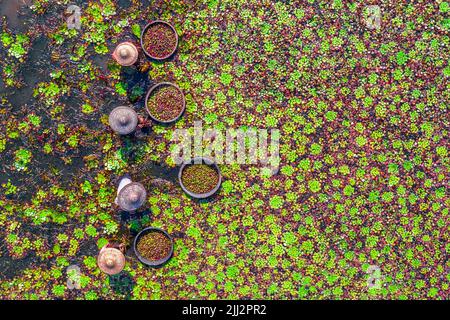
0;0;171;280
0;0;33;32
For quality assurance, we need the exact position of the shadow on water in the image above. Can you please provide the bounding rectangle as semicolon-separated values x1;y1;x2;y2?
109;271;135;298
119;207;151;224
120;66;153;107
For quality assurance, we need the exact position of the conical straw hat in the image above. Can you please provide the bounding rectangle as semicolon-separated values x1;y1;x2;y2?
117;182;147;211
97;247;125;275
113;42;138;66
108;106;138;135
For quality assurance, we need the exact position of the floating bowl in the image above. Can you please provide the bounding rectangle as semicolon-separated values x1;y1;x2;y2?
140;20;178;60
145;82;186;124
178;157;222;199
133;227;174;267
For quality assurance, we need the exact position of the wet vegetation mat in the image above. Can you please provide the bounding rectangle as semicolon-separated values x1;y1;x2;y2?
0;0;449;299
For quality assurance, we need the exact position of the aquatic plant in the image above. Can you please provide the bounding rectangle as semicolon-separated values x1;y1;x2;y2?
14;148;32;171
0;0;448;301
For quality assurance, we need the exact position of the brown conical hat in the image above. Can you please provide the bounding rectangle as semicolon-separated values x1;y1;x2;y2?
108;106;138;135
117;182;147;211
97;247;125;275
112;42;139;66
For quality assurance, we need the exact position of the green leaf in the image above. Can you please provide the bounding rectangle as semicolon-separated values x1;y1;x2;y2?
132;24;141;38
269;195;284;209
396;51;408;65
